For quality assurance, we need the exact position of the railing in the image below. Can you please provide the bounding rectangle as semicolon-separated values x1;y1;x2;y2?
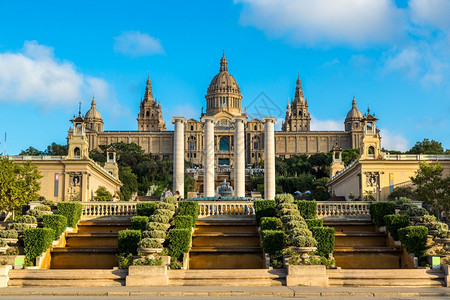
82;201;138;218
316;201;371;218
198;201;255;218
384;154;450;161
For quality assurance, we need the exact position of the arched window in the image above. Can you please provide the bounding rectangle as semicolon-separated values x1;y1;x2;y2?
74;147;81;159
368;146;375;158
146;111;150;117
219;137;229;151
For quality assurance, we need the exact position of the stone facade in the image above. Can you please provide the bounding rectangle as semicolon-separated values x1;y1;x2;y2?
81;54;365;166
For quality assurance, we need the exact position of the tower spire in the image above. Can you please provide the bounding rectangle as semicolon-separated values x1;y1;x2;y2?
144;75;154;102
294;74;304;102
220;51;228;72
78;102;82;117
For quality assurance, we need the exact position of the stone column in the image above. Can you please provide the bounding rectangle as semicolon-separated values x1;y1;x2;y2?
201;116;216;197
262;117;277;200
232;116;247;197
172;117;186;198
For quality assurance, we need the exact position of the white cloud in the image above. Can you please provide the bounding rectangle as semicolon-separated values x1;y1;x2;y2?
0;41;110;108
310;115;342;131
113;31;165;57
384;47;421;78
409;0;450;33
235;0;405;46
380;129;409;152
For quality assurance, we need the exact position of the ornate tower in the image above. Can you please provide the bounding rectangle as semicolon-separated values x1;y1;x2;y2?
104;146;119;179
344;96;363;132
283;76;311;132
330;145;345;177
66;108;90;160
205;52;243;117
360;110;382;160
85;96;103;132
137;76;166;131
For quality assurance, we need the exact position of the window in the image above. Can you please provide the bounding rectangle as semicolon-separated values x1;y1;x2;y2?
189;141;195;150
191;125;194;131
254;125;257;130
146;111;150;117
219;137;229;151
368;146;375;158
74;147;81;159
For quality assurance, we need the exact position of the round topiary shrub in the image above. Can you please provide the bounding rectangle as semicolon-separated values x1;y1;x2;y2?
149;214;170;224
7;223;29;231
275;194;294;204
16;215;37;224
142;230;166;239
288;228;313;238
153;209;174;218
41;199;56;207
163;196;177;205
26;209;46;219
281;214;304;223
147;222;168;231
138;238;163;249
284;220;307;230
157;202;176;212
35;205;51;211
278;208;300;216
0;229;19;239
277;203;297;210
291;236;318;248
0;239;7;247
420;215;436;224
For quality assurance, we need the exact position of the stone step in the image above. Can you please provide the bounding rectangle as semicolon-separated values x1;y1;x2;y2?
194;225;258;234
190;246;262;253
65;233;118;247
335;232;387;247
168;279;285;286
333;247;403;269
193;232;259;237
50;247;118;269
8;269;126;287
192;236;260;247
189;253;264;269
196;220;256;226
76;224;130;233
328;279;444;287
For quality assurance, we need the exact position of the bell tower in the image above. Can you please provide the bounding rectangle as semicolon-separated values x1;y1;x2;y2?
104;146;119;178
360;110;382;160
330;145;345;177
66;105;90;160
137;75;166;131
283;75;311;132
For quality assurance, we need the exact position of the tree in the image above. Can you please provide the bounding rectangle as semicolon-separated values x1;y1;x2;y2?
119;166;138;201
0;157;42;216
407;139;444;154
410;161;450;214
387;186;416;201
342;149;359;166
19;146;42;156
311;177;330;201
44;143;68;156
94;186;113;201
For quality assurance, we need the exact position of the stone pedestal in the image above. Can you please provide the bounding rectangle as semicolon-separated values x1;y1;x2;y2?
285;265;329;286
172;117;186;198
126;265;168;286
201;116;216;197
232;116;247;197
262;117;277;200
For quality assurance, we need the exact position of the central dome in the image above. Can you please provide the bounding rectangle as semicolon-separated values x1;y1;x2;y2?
205;52;243;117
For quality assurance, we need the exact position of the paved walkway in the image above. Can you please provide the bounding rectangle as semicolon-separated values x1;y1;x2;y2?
0;286;449;298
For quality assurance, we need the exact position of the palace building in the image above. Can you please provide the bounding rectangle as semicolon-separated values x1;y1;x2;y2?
79;53;366;166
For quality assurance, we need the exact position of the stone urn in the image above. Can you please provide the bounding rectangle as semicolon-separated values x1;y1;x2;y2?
290;247;317;264
137;247;163;255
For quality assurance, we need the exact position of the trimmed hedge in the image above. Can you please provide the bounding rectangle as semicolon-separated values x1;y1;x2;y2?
149;214;170;224
296;200;317;219
306;219;323;229
57;202;82;227
291;236;317;247
168;228;192;261
43;214;68;240
178;201;199;227
369;202;395;227
275;194;294;204
23;228;55;265
136;202;157;216
118;230;141;255
261;230;285;258
147;222;167;231
174;215;193;229
254;200;276;225
142;230;166;239
398;226;428;259
260;217;282;231
16;215;37;224
131;216;149;232
310;226;335;257
154;208;175;217
384;214;410;241
157;202;176;212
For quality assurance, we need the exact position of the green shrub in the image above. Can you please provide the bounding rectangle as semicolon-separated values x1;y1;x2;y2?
275;194;294;204
118;230;141;255
260;217;282;231
173;215;193;229
164;196;178;204
35;205;51;211
0;229;18;239
23;228;55;265
408;206;428;217
284;220;307;230
26;209;46;219
291;236;318;247
138;238;162;249
168;228;191;261
261;230;285;258
157;202;176;212
154;208;174;218
281;214;303;223
384;214;410;240
398;226;428;259
41;199;55;206
177;201;199;227
147;222;168;231
131;216;149;232
278;208;300;216
277;202;297;210
142;230;166;239
420;215;436;224
296;200;317;219
149;214;170;224
0;239;7;247
428;222;449;238
306;219;323;229
7;223;29;231
369;202;395;227
395;197;412;209
57;202;82;227
16;215;37;224
288;228;312;238
254;200;276;225
310;227;335;257
136;202;158;216
43;214;68;240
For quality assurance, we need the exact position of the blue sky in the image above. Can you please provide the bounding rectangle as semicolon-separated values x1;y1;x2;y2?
0;0;449;155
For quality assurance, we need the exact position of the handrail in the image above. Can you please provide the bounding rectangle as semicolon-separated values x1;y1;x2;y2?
197;201;255;218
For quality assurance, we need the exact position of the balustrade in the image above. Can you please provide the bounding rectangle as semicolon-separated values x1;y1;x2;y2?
198;201;255;218
82;201;137;218
316;201;371;218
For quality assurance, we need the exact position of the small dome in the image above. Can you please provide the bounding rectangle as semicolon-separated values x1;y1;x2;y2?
345;96;363;120
85;97;102;120
206;52;241;96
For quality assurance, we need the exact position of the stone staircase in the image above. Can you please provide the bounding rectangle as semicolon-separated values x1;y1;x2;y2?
8;269;127;287
325;220;403;269
189;219;265;269
50;220;130;269
327;269;446;287
168;269;286;286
